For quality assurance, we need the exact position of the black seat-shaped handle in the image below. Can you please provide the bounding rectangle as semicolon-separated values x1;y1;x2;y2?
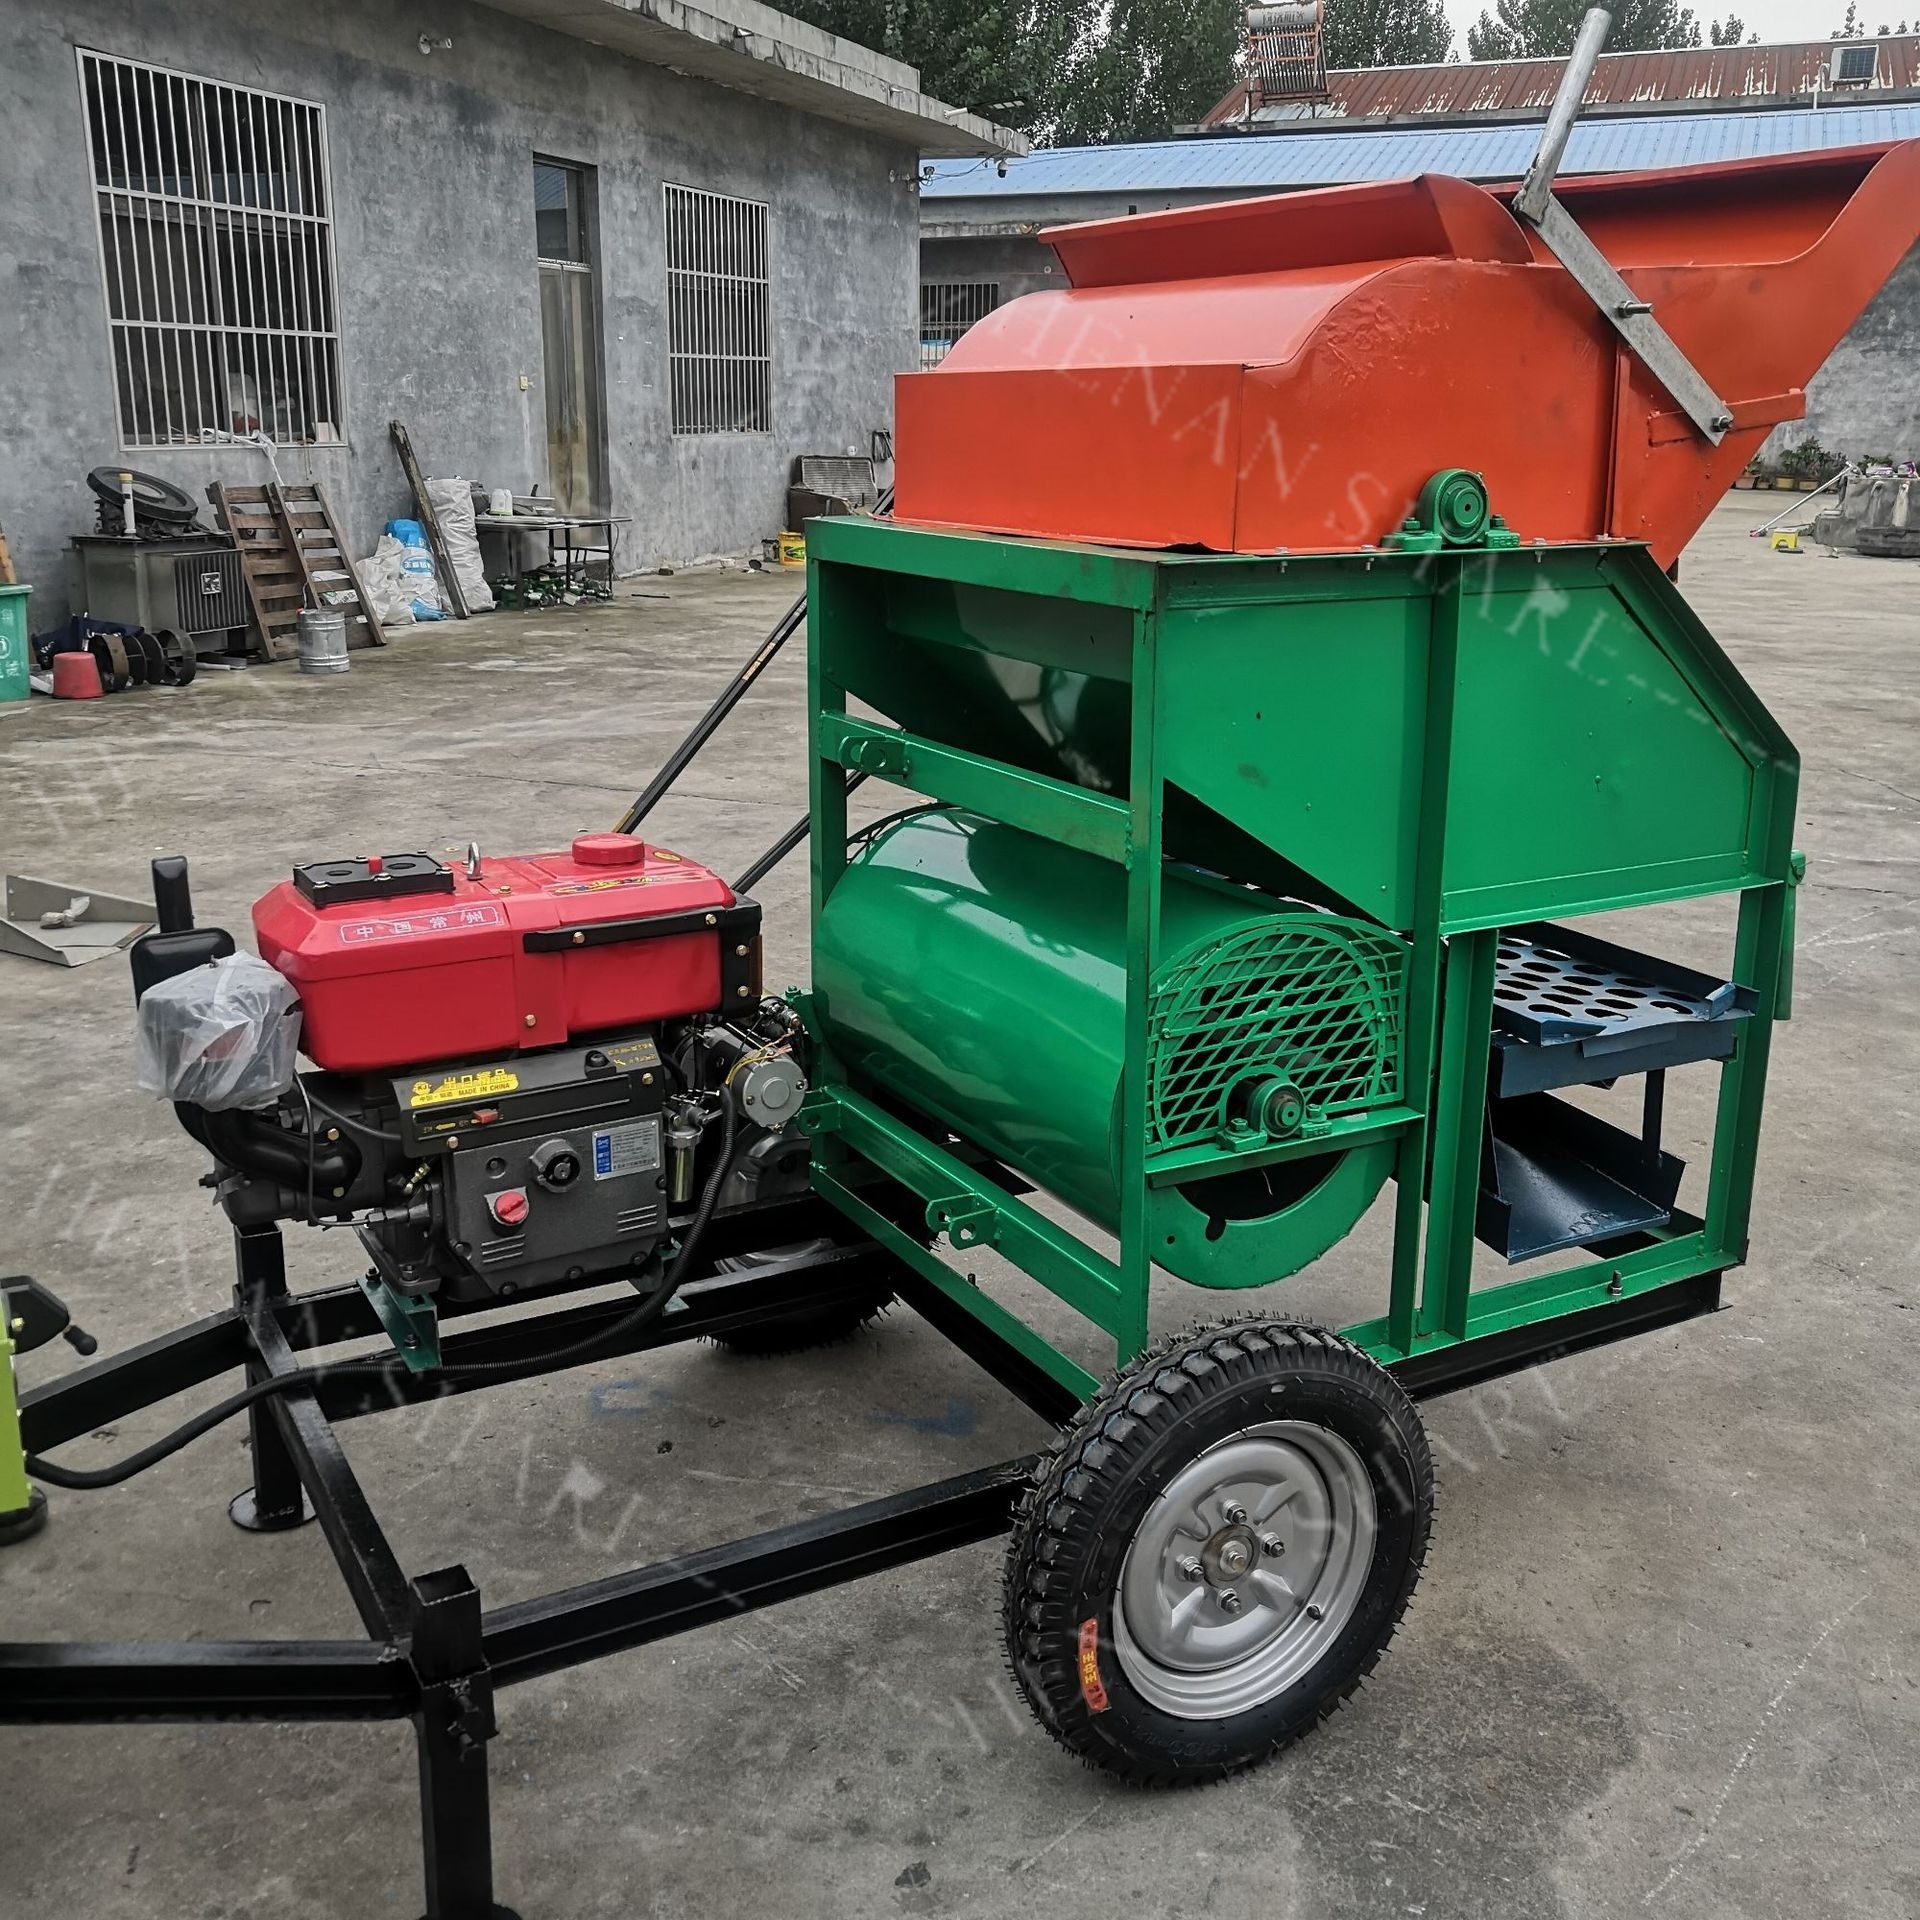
152;855;193;933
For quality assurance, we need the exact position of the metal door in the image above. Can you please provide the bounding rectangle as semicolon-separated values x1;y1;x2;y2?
535;162;603;514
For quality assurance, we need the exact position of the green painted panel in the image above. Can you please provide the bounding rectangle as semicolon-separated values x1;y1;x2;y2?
880;575;1135;683
1156;590;1427;927
808;515;1158;609
1444;577;1757;914
1149;1139;1397;1288
821;569;1135;799
818;713;1132;863
812;812;1391;1288
804;522;1797;1380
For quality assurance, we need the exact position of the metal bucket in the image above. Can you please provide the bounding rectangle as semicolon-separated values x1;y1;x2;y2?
296;607;349;675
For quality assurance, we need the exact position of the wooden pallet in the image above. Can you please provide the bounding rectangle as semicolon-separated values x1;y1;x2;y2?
208;480;387;659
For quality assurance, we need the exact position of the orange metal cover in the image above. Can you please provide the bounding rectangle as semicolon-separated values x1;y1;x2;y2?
893;146;1920;567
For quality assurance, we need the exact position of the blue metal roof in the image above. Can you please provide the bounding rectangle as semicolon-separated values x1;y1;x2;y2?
922;103;1920;199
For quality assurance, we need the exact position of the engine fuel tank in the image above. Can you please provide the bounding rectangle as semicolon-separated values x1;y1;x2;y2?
254;835;750;1074
812;810;1401;1288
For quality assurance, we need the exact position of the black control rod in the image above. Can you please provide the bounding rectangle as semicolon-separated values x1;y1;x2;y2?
616;594;805;836
616;488;892;838
732;773;868;894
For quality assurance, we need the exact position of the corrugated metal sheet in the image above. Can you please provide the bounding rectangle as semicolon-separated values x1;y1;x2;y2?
1204;34;1920;126
921;101;1920;200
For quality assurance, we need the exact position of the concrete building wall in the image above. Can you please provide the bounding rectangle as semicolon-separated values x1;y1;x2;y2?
919;233;1061;311
1;0;919;620
1770;242;1920;463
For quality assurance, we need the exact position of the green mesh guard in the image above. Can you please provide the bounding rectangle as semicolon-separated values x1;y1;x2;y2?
1147;914;1406;1154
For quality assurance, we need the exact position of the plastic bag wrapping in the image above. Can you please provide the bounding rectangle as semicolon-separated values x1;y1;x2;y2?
356;534;417;628
386;519;445;621
427;478;497;613
136;953;303;1111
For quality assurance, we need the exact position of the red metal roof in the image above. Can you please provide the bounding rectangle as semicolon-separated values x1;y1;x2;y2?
1203;35;1920;127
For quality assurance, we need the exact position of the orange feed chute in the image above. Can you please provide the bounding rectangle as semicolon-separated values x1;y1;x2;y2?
894;144;1920;568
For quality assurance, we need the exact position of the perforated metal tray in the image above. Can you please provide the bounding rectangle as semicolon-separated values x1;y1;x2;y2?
1490;921;1754;1096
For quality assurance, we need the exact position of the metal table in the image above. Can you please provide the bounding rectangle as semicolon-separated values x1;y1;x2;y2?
474;512;629;598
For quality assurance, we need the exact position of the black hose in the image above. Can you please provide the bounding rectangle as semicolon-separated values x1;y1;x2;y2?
731;771;869;893
25;1100;745;1492
848;802;951;849
25;1370;364;1491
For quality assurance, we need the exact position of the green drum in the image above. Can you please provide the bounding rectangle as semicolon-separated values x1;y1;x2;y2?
812;810;1404;1288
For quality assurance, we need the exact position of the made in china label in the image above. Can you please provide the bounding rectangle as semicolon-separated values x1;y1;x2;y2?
337;903;505;943
409;1066;520;1108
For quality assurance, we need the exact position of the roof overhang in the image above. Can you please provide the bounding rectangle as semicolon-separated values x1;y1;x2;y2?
476;0;1027;155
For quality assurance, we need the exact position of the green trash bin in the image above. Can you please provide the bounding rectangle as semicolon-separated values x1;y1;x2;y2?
0;585;30;706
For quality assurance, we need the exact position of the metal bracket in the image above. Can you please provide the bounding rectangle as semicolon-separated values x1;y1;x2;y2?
926;1194;999;1250
1510;9;1733;446
846;733;911;778
353;1254;441;1371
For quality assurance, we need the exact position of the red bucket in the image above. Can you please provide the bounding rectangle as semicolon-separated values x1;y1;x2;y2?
51;652;105;700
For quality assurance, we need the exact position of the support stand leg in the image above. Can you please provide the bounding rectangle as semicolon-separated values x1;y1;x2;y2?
411;1566;520;1920
228;1226;314;1532
0;1310;48;1546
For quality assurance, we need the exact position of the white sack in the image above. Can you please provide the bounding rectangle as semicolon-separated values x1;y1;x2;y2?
427;477;496;613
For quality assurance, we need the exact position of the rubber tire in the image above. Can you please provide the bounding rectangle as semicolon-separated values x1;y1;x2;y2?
1003;1317;1434;1786
704;1244;894;1356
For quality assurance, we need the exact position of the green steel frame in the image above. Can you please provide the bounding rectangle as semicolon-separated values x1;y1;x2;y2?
798;514;1798;1403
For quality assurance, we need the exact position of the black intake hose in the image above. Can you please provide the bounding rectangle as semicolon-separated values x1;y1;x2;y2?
175;1100;361;1194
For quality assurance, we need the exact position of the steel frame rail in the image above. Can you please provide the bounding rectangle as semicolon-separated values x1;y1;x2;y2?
0;1202;1722;1917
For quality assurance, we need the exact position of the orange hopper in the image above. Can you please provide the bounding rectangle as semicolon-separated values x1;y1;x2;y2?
894;143;1920;569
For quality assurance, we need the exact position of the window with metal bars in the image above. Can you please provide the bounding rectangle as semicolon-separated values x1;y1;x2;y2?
665;184;770;435
919;282;1000;369
78;49;342;450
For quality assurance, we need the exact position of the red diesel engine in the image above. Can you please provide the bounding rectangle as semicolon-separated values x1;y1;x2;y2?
133;834;809;1305
253;834;754;1073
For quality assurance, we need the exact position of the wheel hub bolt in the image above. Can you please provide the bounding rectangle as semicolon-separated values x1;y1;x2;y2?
1218;1588;1243;1614
1259;1532;1285;1558
1217;1539;1252;1576
1221;1500;1248;1525
1176;1555;1205;1584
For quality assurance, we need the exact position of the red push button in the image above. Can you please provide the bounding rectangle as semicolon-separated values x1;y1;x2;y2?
488;1188;530;1228
571;833;646;868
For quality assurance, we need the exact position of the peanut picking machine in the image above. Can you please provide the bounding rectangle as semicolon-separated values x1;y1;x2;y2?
7;25;1917;1912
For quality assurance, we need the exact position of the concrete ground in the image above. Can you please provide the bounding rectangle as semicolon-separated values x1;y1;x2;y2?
0;497;1915;1920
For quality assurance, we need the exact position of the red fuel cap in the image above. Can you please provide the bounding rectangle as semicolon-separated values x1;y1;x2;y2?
571;833;646;868
489;1188;531;1228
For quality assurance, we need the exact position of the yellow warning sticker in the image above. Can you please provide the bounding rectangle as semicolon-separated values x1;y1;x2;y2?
548;874;652;897
1077;1617;1109;1713
409;1067;520;1108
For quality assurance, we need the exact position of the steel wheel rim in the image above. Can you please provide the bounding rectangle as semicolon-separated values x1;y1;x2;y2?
1112;1420;1377;1720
